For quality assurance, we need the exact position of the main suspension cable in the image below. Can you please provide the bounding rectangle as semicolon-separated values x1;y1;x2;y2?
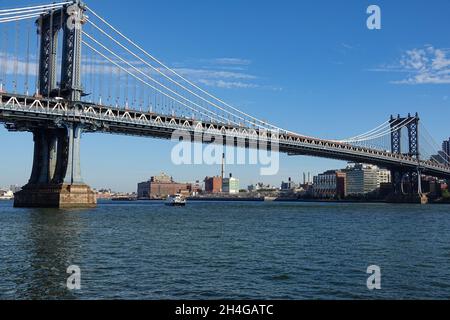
82;33;240;126
0;2;70;13
82;40;238;125
85;5;297;135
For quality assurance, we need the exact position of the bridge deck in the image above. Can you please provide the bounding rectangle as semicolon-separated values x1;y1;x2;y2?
1;92;450;179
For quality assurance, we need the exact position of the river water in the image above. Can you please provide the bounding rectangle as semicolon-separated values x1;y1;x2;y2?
1;200;450;299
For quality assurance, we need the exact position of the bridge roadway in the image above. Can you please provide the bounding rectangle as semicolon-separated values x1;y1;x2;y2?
1;92;450;179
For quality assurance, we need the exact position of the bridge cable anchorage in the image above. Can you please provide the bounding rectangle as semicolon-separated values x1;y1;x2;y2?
82;41;239;125
82;34;249;126
85;6;311;136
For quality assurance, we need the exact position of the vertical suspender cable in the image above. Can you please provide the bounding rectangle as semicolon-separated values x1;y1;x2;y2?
90;49;94;102
125;68;128;108
0;26;6;91
107;63;112;105
99;50;104;104
147;95;153;113
48;10;53;98
116;66;120;106
25;24;30;95
13;21;19;93
133;75;137;109
35;17;41;96
58;8;63;97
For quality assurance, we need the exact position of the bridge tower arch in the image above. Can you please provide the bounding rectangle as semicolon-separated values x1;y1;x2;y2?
37;0;84;100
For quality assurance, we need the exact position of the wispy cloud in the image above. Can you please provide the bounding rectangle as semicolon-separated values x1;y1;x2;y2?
174;67;260;89
173;68;257;81
0;52;38;77
370;45;450;84
341;43;354;50
197;79;259;89
170;57;280;90
0;50;280;91
212;58;252;66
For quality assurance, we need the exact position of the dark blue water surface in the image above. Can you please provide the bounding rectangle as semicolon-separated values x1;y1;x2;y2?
1;200;450;299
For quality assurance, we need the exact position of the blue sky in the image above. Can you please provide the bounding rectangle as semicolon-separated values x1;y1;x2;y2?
1;0;450;191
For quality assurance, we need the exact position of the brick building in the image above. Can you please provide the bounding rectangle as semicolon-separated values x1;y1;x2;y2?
204;176;223;193
313;170;347;198
137;173;192;199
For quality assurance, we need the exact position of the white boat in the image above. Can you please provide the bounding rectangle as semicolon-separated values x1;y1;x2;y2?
165;194;186;206
0;190;14;200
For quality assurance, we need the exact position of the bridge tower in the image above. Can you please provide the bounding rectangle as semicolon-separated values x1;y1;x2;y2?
407;112;422;195
390;114;403;155
388;113;423;199
389;114;404;194
14;1;96;208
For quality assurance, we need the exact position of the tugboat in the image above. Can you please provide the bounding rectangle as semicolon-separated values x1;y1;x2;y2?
165;194;187;206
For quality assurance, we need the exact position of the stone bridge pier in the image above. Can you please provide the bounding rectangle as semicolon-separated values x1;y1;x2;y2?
11;1;95;208
14;123;96;208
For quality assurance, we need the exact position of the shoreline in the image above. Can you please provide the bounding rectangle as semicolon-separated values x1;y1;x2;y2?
4;197;450;205
186;197;386;203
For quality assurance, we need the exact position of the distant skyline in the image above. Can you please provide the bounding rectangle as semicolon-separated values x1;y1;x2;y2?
1;0;450;192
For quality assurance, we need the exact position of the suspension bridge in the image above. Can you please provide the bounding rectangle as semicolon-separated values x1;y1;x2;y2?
0;1;449;208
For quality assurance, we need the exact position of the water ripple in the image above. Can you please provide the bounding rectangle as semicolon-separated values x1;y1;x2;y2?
1;200;450;299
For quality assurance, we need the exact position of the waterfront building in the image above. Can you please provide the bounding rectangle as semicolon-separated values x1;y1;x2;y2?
301;172;313;184
345;164;381;195
378;169;391;184
190;181;202;196
96;189;112;200
442;138;450;164
204;176;223;193
222;174;239;194
248;182;274;192
313;170;346;198
431;151;447;164
281;177;298;191
9;185;21;193
137;173;192;199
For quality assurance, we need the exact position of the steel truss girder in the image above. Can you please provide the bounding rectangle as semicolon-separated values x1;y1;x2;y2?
1;93;450;179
